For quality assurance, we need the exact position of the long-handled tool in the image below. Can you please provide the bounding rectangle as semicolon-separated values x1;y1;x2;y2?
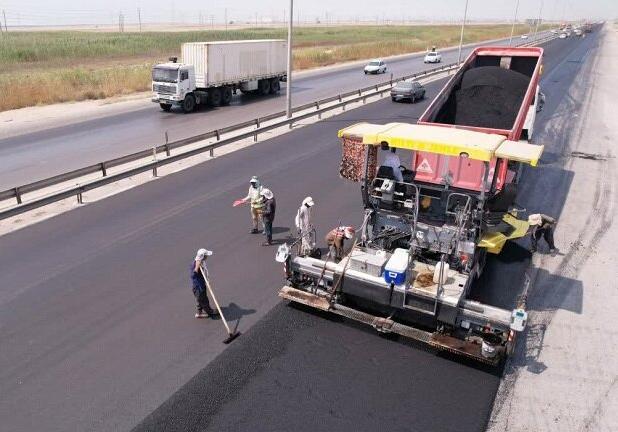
200;268;241;344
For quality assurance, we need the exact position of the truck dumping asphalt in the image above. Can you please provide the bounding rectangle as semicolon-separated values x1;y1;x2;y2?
436;66;530;130
132;302;499;432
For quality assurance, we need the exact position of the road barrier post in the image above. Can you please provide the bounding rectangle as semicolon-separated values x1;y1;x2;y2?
100;162;107;177
152;147;158;177
14;187;22;205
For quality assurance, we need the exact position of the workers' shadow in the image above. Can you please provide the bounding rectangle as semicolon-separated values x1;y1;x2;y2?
216;302;256;322
272;226;290;235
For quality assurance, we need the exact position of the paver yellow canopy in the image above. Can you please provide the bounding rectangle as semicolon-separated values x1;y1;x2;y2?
338;122;544;166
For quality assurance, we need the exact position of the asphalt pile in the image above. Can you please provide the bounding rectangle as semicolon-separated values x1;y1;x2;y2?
439;66;530;130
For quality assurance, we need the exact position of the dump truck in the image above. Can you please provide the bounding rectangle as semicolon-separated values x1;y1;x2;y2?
419;46;544;140
152;40;287;113
277;123;545;365
414;46;544;193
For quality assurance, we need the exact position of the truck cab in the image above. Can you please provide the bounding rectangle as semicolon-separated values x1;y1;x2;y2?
152;61;197;112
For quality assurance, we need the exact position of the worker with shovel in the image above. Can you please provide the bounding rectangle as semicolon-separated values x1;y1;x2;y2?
191;248;219;319
191;247;241;344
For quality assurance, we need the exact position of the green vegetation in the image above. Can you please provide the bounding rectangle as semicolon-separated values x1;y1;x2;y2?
0;24;540;111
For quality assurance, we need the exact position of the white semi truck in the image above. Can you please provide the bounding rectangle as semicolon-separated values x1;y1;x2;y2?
152;39;288;113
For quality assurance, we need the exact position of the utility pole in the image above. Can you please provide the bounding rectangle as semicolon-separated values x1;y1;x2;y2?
2;10;7;33
533;0;544;40
457;0;469;64
225;8;228;31
509;0;520;46
137;8;142;32
286;0;293;119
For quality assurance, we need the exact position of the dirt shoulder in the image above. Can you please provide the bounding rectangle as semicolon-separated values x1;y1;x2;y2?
488;25;617;432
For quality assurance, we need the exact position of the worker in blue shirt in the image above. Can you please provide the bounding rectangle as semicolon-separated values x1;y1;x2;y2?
190;248;219;319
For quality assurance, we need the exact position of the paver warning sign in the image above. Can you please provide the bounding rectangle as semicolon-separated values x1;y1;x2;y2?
416;158;434;174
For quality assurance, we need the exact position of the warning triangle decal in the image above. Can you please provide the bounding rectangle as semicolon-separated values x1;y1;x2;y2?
416;158;433;174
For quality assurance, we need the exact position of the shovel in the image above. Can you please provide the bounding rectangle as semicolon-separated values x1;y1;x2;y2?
200;268;241;344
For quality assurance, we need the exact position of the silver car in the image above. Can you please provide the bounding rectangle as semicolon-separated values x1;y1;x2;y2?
364;59;387;74
391;80;426;103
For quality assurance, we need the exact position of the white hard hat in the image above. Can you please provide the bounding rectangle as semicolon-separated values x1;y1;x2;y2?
302;196;315;207
260;188;274;200
343;226;356;239
195;248;213;260
528;214;542;226
250;176;259;184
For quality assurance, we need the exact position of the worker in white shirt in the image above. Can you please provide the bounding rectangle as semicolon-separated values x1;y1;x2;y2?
382;147;404;182
295;196;315;255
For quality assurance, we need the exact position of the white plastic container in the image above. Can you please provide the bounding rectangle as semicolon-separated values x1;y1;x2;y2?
182;40;287;88
433;261;450;284
384;249;409;285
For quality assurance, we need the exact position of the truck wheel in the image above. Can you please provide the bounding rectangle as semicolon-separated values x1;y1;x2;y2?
258;79;270;96
182;95;196;113
269;78;280;94
208;88;222;107
221;87;233;105
160;103;172;112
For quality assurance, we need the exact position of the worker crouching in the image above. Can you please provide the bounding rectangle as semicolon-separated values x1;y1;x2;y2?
528;213;557;254
325;226;355;261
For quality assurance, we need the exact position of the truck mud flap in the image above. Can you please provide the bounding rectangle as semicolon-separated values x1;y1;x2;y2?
279;286;501;366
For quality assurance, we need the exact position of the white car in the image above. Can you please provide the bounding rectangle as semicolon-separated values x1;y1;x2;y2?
520;34;529;39
559;32;568;39
364;59;387;74
423;51;442;63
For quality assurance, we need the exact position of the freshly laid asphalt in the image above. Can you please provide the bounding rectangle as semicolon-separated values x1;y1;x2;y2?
0;35;537;189
0;33;595;432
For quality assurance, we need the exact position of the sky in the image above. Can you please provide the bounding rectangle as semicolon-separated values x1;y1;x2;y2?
0;0;614;27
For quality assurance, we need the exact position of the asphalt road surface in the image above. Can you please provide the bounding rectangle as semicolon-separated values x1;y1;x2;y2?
0;34;539;189
0;33;594;432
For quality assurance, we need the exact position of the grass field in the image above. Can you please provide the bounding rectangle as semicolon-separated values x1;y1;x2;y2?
0;24;539;111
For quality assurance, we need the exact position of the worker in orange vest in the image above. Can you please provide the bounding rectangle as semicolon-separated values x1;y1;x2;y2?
325;226;355;260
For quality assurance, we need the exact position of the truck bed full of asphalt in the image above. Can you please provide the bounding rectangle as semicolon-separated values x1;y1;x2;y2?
132;302;499;432
436;66;530;130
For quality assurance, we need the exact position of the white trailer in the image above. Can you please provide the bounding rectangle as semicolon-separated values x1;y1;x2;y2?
152;40;288;113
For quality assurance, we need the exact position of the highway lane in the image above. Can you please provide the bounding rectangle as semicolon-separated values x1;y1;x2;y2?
134;33;601;432
0;34;592;432
0;34;537;190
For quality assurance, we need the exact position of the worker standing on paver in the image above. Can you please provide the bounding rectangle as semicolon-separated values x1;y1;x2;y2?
528;213;557;254
325;226;355;261
190;248;219;319
260;188;276;246
233;176;265;234
382;147;403;182
295;196;315;255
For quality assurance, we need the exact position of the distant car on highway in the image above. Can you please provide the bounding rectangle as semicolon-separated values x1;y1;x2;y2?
551;29;558;34
423;51;442;63
364;59;387;74
520;34;529;39
391;80;425;103
574;28;583;36
559;32;568;39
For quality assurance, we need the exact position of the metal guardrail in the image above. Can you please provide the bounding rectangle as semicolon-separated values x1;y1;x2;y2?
0;33;557;220
0;63;457;218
